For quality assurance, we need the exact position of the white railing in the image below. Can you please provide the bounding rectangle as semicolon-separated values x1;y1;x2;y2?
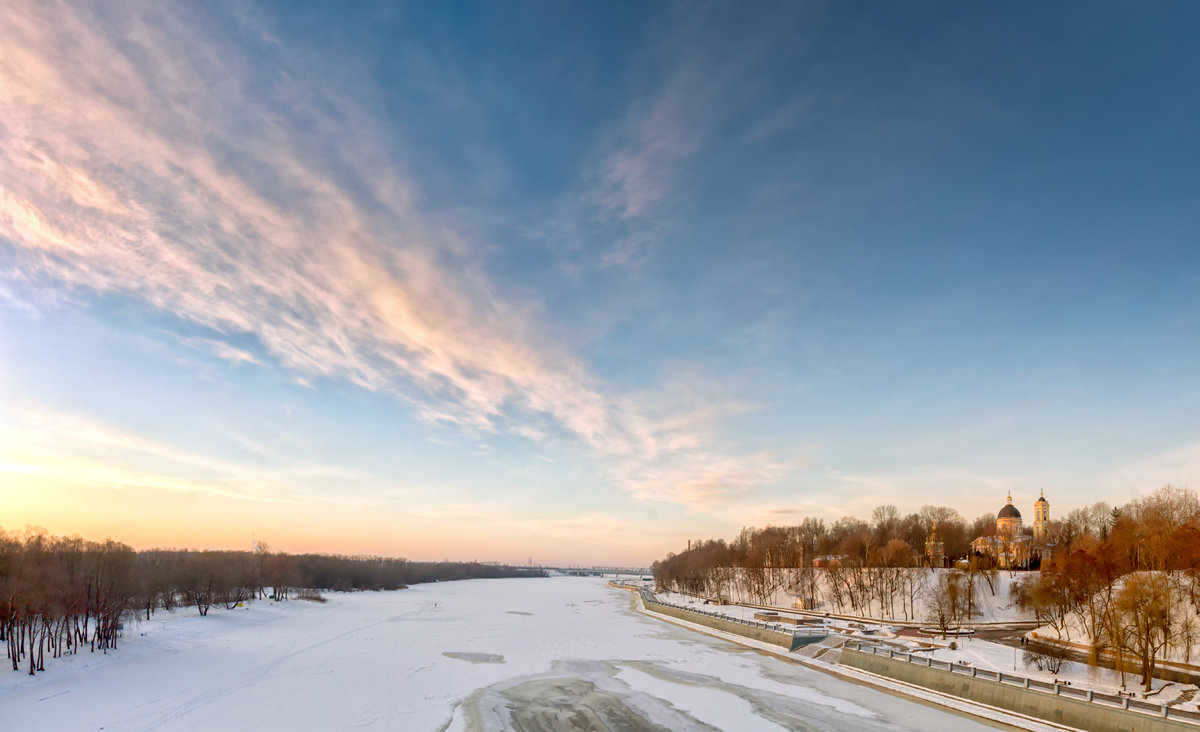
844;641;1200;725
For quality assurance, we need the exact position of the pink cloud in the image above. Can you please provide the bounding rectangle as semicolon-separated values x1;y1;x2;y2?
0;1;798;508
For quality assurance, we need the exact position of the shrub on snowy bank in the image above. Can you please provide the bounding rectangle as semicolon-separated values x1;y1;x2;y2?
294;588;327;603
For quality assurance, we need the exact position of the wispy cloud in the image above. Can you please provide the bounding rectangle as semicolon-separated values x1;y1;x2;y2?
617;450;806;507
576;61;713;268
545;9;795;271
0;410;287;503
2;407;378;504
513;425;549;443
808;466;1033;523
178;336;261;366
0;458;289;504
0;283;37;313
544;46;721;271
0;2;607;442
744;97;815;144
0;2;794;507
500;513;636;546
1107;442;1200;498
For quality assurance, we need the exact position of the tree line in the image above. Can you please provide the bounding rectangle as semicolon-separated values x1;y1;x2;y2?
1016;485;1200;690
652;485;1200;690
651;504;979;608
0;527;543;676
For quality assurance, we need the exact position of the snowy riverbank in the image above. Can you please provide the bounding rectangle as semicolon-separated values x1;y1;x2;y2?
1;577;1014;731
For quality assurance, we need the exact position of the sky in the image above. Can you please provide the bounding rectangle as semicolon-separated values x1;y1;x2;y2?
2;1;1199;566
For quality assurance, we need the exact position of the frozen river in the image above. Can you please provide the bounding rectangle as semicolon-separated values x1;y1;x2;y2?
0;577;1009;730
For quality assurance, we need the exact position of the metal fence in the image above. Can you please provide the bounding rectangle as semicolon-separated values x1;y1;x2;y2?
845;641;1200;725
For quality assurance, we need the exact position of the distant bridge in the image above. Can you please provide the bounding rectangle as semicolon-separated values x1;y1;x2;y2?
497;565;652;577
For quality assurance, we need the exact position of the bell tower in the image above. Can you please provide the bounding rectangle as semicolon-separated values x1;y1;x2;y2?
1033;490;1049;541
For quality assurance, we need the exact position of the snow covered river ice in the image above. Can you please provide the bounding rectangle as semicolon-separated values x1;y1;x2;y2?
0;577;1011;731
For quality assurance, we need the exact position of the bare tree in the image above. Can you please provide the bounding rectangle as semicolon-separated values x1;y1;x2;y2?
924;571;967;639
1116;572;1179;691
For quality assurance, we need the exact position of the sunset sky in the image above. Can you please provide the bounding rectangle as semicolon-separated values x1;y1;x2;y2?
2;2;1199;565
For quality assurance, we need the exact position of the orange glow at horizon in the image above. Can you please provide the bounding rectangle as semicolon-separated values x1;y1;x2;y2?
3;475;661;566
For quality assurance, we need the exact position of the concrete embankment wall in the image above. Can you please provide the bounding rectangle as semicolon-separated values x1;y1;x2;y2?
644;601;797;650
612;582;819;652
842;648;1195;732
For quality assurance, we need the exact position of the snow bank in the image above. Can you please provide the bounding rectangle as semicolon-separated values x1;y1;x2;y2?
660;567;1033;624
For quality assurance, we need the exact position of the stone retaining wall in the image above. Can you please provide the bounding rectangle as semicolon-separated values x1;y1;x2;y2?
842;647;1198;732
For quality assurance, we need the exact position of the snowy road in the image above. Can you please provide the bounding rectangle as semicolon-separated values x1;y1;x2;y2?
0;577;1011;731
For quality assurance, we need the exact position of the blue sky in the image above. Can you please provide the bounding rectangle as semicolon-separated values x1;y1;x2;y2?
2;1;1198;564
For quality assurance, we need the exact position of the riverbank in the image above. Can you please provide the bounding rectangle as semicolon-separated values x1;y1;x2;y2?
622;583;1069;732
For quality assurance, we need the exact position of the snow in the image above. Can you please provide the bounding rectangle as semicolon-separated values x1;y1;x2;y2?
670;567;1034;624
921;633;1150;689
0;577;1014;731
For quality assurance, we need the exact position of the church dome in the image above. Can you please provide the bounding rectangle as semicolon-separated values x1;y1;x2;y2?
1035;494;1048;505
998;504;1022;520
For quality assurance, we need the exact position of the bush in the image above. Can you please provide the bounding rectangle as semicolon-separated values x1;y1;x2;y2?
294;588;326;603
1024;642;1070;674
